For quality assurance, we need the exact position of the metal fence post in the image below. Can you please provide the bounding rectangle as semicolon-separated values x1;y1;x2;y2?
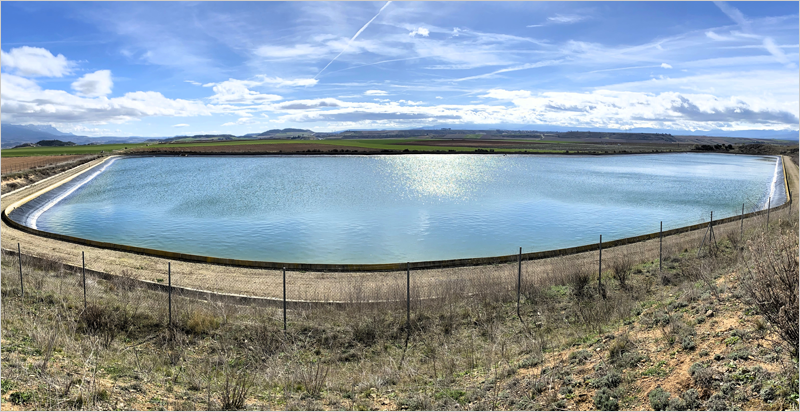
406;262;410;330
168;262;172;327
283;267;287;331
517;247;521;319
740;203;744;244
766;197;771;227
82;251;86;309
659;221;662;272
598;235;602;292
18;243;23;298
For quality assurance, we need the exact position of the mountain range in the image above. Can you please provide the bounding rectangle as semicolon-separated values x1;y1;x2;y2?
1;123;796;149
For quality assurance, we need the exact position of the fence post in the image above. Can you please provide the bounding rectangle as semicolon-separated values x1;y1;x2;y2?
406;262;410;330
168;262;172;327
766;197;771;227
659;221;662;272
598;235;603;298
82;251;86;309
517;247;521;319
740;203;744;244
18;243;23;298
283;267;287;331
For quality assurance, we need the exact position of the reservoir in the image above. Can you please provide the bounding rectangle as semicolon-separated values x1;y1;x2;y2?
13;153;786;264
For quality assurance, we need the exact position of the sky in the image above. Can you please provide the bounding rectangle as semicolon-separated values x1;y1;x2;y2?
1;1;798;137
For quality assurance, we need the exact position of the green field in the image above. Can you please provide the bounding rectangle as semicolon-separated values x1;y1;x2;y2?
1;138;571;158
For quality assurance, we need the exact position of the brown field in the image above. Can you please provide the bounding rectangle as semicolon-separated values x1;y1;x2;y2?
1;155;92;174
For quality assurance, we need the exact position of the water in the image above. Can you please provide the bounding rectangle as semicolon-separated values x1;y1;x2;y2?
21;153;784;264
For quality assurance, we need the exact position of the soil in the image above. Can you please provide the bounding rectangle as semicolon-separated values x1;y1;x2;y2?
1;155;91;174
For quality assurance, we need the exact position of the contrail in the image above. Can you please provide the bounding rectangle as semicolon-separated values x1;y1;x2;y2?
315;1;391;79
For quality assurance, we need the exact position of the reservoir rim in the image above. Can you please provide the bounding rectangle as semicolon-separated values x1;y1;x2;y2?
2;153;790;272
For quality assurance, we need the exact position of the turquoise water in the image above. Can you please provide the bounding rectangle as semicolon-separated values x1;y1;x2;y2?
27;153;784;263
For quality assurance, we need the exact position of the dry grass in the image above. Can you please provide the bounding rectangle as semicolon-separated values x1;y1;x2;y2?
2;209;796;410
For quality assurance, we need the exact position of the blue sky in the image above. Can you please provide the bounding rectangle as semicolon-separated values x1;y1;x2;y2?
2;1;798;137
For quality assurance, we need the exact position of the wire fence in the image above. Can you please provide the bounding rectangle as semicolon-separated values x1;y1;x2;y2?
1;199;792;334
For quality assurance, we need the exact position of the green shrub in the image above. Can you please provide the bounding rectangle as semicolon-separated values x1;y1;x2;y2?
707;393;728;411
594;388;619;411
648;387;670;411
681;335;695;351
667;396;688;411
9;391;33;405
681;389;701;409
591;370;622;389
568;349;592;364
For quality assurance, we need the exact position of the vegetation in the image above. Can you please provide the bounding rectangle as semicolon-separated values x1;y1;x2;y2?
1;203;797;410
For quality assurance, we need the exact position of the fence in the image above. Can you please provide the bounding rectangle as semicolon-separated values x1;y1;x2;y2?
1;196;793;333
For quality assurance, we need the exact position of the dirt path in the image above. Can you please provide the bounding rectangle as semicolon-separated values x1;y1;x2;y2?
1;155;791;303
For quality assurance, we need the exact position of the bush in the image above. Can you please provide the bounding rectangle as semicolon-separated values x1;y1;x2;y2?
594;388;619;411
706;393;728;411
667;396;688;411
681;335;696;351
607;334;631;363
689;362;714;388
220;361;255;410
648;387;670;411
610;255;633;289
591;370;622;389
682;389;701;409
568;349;592;365
740;227;799;358
569;269;592;299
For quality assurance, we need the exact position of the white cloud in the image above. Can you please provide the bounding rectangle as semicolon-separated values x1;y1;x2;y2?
364;89;388;96
547;14;587;24
409;27;430;37
222;117;259;126
706;31;733;41
1;73;213;124
255;44;326;60
173;123;190;127
481;89;532;100
1;46;74;77
435;96;443;99
206;78;283;104
185;80;202;86
257;76;318;87
71;70;113;97
661;63;673;69
762;37;793;66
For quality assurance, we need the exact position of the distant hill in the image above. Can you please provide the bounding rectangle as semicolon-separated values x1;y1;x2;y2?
1;124;150;148
257;128;314;138
37;140;77;147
